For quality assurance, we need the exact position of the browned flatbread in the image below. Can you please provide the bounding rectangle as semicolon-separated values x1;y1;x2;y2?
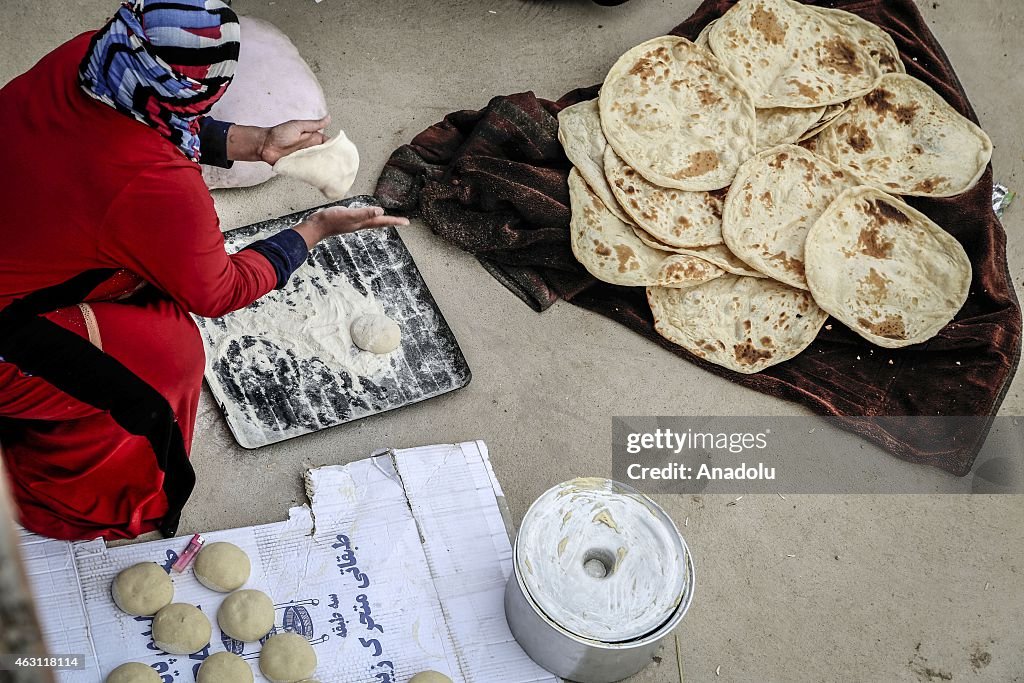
804;186;971;348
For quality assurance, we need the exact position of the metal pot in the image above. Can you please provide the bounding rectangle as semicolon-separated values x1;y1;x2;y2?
505;478;695;682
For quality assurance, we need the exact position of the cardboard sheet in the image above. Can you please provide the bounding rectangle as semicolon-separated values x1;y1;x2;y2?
19;441;557;683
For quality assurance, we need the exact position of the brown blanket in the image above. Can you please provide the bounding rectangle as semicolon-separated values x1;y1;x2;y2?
375;0;1021;476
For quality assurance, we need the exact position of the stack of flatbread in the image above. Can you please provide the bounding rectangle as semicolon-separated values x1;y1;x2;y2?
560;0;991;374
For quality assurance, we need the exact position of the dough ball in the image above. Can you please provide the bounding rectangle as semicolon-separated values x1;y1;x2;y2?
106;662;160;683
194;541;251;592
197;652;254;683
111;562;173;616
350;314;401;354
259;632;317;683
151;603;212;655
410;672;453;683
218;589;275;642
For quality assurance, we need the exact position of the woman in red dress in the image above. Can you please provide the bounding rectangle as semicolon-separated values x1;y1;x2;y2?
0;0;406;541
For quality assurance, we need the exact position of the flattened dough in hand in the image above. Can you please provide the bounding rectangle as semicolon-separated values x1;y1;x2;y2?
273;131;359;200
350;314;401;354
203;16;328;189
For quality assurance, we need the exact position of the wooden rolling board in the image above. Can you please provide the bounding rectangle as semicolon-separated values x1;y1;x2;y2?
195;197;471;448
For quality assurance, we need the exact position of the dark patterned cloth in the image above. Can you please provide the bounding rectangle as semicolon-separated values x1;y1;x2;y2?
375;0;1021;476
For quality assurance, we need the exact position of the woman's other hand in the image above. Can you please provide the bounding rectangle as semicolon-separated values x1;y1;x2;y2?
292;206;410;249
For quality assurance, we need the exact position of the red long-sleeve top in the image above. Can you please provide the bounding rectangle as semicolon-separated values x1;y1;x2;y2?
0;33;278;318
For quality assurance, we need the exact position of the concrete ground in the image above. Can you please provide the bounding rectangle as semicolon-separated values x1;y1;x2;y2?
3;1;1023;681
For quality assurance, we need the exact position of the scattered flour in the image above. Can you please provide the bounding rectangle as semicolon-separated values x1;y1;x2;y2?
214;269;396;391
195;212;469;448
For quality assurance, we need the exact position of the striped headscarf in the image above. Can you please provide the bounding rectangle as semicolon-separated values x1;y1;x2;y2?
78;0;240;162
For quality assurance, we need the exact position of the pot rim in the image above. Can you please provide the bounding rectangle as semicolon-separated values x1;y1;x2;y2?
511;478;695;647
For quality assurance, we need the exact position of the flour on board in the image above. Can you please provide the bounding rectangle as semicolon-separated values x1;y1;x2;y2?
213;269;396;391
196;199;471;448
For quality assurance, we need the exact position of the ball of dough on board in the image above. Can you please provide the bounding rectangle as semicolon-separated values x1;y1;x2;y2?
410;672;453;683
260;632;318;683
197;652;254;683
151;603;212;655
194;542;251;592
350;314;401;354
111;562;174;616
218;589;275;642
106;662;160;683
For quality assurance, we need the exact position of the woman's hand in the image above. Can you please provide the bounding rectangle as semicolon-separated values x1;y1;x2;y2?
225;116;332;165
258;115;332;165
292;206;410;249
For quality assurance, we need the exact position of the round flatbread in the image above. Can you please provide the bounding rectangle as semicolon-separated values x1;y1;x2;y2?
708;0;882;108
756;106;826;151
599;35;755;190
805;186;971;348
812;6;904;75
557;99;631;223
798;102;847;141
817;73;993;197
722;145;860;289
648;275;828;373
604;146;726;248
632;226;766;278
797;132;825;156
694;20;717;49
569;169;724;288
